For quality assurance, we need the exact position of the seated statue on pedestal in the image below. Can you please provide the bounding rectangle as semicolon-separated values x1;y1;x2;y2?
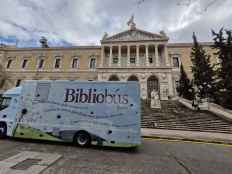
150;89;161;109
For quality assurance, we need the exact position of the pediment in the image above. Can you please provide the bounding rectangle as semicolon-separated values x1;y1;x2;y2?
101;28;168;43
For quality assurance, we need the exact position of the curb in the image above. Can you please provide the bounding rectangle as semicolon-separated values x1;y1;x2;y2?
142;135;232;146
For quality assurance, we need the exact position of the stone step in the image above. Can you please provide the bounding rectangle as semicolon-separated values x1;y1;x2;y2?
142;120;229;127
143;127;232;132
141;124;232;130
140;100;232;134
141;120;232;126
140;127;232;133
141;116;226;123
141;117;228;123
141;124;232;132
141;123;231;128
140;127;232;134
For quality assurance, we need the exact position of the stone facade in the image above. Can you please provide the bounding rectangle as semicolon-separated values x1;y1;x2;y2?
0;25;218;100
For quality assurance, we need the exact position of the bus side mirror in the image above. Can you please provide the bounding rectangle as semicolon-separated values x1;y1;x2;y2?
21;108;27;115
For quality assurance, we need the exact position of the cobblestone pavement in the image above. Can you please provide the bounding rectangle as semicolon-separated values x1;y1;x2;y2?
0;138;231;174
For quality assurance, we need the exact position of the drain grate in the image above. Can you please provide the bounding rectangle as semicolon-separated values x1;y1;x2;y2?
10;158;42;170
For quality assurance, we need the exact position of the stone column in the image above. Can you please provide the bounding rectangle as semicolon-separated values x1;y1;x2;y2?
127;45;130;67
145;44;149;66
118;45;121;67
136;45;139;66
100;46;104;67
164;45;170;66
109;45;113;67
155;44;159;66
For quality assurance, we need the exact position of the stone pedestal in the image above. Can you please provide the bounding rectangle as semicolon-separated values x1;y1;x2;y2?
151;98;161;109
199;98;209;110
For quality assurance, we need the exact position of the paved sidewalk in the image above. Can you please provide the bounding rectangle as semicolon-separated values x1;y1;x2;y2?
141;128;232;145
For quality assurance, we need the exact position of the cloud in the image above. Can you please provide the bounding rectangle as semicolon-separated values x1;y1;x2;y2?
0;0;231;47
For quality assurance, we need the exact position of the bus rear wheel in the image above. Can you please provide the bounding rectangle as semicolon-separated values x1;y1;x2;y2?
0;122;7;139
73;131;91;147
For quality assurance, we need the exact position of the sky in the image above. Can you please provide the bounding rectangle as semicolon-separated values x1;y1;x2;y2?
0;0;231;47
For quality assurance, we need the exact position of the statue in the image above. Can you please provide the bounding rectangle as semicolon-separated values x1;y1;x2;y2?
159;30;169;40
39;36;49;48
127;15;136;30
150;89;161;109
102;32;108;40
192;85;209;110
160;30;167;37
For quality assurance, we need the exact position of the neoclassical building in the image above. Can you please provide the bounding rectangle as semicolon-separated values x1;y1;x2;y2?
0;20;218;100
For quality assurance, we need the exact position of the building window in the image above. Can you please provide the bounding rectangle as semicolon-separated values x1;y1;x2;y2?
37;59;44;69
173;57;180;68
89;57;96;69
54;58;61;69
6;59;12;69
21;59;28;69
175;80;180;88
113;57;118;64
130;57;136;64
72;57;79;69
16;80;21;87
149;57;153;64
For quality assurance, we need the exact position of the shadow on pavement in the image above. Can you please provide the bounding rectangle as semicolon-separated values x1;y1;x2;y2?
6;137;140;154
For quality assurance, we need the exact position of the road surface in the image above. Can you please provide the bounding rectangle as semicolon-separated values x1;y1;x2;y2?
0;138;231;174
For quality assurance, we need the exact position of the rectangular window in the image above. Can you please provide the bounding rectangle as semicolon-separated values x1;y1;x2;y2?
175;80;180;88
54;58;61;69
89;58;96;69
21;59;28;69
113;57;118;64
38;59;44;69
16;80;21;87
35;82;51;101
173;57;180;67
72;57;79;69
6;59;12;69
130;57;136;64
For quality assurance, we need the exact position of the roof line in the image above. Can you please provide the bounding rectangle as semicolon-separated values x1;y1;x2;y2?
0;45;101;51
102;27;168;42
0;42;215;51
168;42;214;47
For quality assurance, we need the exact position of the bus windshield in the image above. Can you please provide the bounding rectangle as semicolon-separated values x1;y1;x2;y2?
0;96;11;111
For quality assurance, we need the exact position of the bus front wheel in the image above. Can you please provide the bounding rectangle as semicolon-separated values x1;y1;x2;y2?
73;131;91;147
0;122;7;139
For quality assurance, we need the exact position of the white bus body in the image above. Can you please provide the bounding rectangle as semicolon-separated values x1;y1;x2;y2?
0;80;141;147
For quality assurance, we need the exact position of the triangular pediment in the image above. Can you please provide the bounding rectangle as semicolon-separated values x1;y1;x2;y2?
101;28;168;43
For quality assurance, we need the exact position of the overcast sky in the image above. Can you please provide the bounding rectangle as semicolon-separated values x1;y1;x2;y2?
0;0;231;47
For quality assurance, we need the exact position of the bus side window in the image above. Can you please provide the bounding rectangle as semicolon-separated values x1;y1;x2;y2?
35;83;51;102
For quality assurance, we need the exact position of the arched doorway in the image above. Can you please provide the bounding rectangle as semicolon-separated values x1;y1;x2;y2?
147;76;159;99
128;75;139;81
108;75;120;81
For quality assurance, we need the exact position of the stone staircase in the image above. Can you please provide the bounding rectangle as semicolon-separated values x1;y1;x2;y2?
141;100;232;134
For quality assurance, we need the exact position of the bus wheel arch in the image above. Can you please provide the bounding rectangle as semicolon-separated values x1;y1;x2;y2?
73;130;91;147
0;122;7;138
